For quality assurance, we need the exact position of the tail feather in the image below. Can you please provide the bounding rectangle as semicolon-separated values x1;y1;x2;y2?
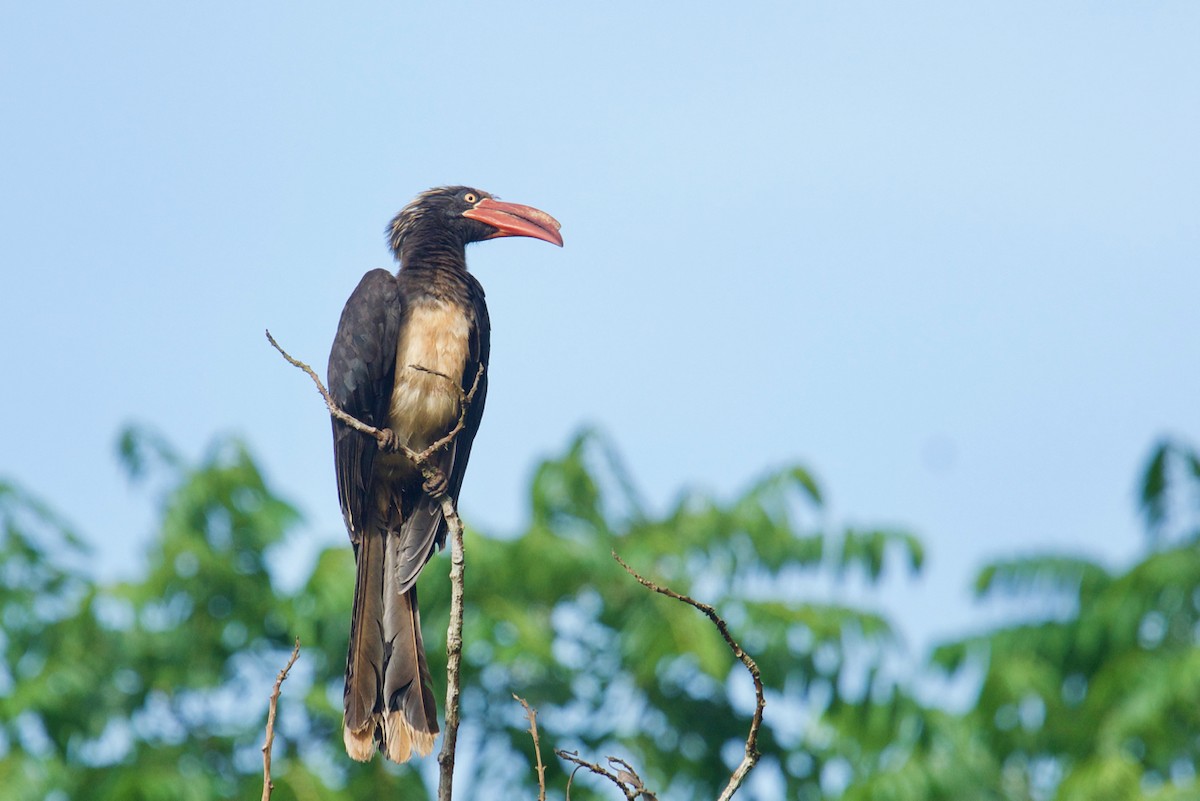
382;534;438;760
343;527;439;763
344;532;385;760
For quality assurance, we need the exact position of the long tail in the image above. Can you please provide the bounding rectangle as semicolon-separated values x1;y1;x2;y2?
343;530;439;762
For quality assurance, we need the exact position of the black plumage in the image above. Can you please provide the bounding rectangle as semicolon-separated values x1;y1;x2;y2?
326;186;561;762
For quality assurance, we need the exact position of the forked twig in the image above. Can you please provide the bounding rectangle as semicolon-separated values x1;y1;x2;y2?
555;750;651;801
549;554;765;801
406;363;484;465
270;328;765;800
265;330;482;471
612;552;765;801
261;638;301;801
266;330;480;801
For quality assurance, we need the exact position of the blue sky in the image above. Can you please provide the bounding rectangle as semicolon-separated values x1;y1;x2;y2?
2;2;1197;656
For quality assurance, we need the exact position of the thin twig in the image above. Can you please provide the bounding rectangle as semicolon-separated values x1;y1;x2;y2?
261;638;301;801
407;363;485;465
609;757;647;791
266;330;480;799
565;764;583;801
267;328;481;466
436;495;466;801
612;552;765;801
265;330;380;440
555;750;639;801
514;695;547;801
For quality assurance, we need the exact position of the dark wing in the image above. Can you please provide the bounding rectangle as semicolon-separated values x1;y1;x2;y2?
328;269;401;542
393;276;491;591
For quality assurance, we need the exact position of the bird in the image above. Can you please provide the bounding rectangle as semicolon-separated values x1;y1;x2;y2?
326;186;562;762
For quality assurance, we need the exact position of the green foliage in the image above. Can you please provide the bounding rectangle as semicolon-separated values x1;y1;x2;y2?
1139;438;1200;545
928;437;1200;801
1;427;1198;800
414;430;924;799
0;427;426;800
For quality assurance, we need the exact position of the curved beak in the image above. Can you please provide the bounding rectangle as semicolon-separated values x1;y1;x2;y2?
463;198;563;247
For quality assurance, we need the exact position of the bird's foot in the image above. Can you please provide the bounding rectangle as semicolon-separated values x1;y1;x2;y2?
377;428;400;452
422;467;449;499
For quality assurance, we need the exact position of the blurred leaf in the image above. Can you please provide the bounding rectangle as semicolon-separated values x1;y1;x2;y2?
973;554;1110;603
116;424;181;484
1137;437;1200;547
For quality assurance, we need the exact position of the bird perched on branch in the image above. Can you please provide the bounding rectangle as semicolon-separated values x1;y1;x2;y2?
327;186;563;762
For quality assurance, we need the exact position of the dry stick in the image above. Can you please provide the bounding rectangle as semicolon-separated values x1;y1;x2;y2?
436;498;467;801
564;764;583;801
265;330;482;801
265;330;483;467
612;552;765;801
262;638;301;801
608;757;651;794
514;695;547;801
555;750;639;801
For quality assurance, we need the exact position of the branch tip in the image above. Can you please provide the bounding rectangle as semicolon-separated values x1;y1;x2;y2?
515;695;547;801
261;638;301;801
612;551;765;801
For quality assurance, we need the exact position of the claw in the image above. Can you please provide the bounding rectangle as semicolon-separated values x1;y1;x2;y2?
378;428;399;452
423;468;449;498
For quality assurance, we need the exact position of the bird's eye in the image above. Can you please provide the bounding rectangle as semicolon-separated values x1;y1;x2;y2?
463;192;478;204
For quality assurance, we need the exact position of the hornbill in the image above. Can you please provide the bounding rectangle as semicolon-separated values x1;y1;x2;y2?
327;186;562;762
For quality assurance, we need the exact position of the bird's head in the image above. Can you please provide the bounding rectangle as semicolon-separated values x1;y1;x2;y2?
387;186;562;264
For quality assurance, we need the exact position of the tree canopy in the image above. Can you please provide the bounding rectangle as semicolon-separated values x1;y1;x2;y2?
1;428;1196;800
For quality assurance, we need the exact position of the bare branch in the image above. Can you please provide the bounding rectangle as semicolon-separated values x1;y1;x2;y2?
266;330;480;800
267;329;482;487
411;362;485;465
608;757;647;791
261;638;301;801
269;329;762;799
555;750;639;801
514;695;547;801
612;552;765;801
436;496;466;801
265;330;382;442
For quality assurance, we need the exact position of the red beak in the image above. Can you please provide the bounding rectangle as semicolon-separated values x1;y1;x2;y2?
462;198;563;247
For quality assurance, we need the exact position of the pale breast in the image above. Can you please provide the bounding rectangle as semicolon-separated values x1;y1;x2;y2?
387;300;472;452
